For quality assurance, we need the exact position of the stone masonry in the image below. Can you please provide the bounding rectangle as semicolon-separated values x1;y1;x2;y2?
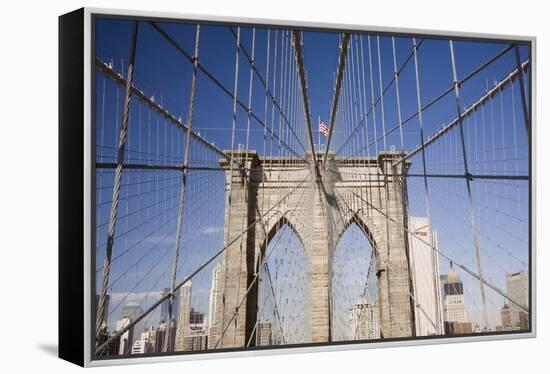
208;150;414;348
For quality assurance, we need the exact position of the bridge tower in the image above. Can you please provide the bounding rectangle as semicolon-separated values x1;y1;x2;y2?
208;150;414;348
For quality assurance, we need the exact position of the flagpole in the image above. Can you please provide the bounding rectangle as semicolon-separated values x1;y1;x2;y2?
315;116;321;154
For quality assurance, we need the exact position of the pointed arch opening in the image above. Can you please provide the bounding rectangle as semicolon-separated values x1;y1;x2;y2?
331;215;380;342
254;214;310;347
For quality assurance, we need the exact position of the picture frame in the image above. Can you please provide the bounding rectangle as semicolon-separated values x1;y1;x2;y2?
59;7;535;367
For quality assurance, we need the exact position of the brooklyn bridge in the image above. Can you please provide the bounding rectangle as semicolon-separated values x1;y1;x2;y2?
92;19;531;356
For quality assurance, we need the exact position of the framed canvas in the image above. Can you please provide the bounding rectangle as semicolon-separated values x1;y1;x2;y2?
59;7;535;367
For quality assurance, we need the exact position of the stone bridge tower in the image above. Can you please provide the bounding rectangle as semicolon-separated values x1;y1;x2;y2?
208;150;414;348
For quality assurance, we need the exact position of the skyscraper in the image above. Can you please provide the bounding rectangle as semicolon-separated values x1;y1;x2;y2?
174;281;192;351
117;301;143;353
145;326;165;353
159;288;180;325
131;331;150;354
442;265;468;323
176;307;209;351
116;317;133;355
347;296;380;340
160;288;170;323
122;300;142;319
158;320;177;352
183;334;209;351
189;308;205;330
407;216;444;336
257;322;273;346
172;290;180;324
96;330;121;356
208;263;223;332
442;265;472;334
506;271;529;329
500;304;512;329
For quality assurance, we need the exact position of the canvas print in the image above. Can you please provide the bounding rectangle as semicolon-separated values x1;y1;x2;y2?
92;16;531;359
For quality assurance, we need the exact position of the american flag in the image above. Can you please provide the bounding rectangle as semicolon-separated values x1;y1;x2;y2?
319;121;329;137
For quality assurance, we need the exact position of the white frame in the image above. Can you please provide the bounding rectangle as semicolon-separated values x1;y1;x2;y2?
82;7;536;367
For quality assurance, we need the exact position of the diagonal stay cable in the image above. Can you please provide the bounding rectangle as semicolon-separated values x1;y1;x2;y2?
323;33;350;168
332;189;438;333
328;185;417;335
246;212;303;347
393;59;530;167
96;57;229;162
328;187;385;339
148;22;307;162
350;191;529;313
96;22;139;339
262;261;287;345
336;38;424;155
214;180;315;348
228;26;307;153
96;171;312;355
291;30;320;177
350;43;517;158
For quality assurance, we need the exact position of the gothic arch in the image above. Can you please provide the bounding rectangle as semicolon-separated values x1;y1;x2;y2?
212;150;414;348
334;211;378;253
330;216;379;341
255;213;311;345
259;213;307;260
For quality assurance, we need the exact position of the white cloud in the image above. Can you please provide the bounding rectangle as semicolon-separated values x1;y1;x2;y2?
108;290;164;306
198;226;224;234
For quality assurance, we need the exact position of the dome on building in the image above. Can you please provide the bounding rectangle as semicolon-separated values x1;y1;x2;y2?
122;301;143;319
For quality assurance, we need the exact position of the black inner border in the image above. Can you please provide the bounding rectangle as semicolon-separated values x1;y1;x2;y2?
90;11;533;362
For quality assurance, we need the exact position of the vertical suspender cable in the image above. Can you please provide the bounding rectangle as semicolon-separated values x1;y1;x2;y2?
449;40;489;331
219;26;241;349
514;45;530;135
376;36;387;151
164;25;201;352
392;37;405;151
322;33;350;169
412;37;442;334
96;21;139;342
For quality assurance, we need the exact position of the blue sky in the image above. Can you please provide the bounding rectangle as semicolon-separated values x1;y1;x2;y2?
94;18;530;336
95;19;528;151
